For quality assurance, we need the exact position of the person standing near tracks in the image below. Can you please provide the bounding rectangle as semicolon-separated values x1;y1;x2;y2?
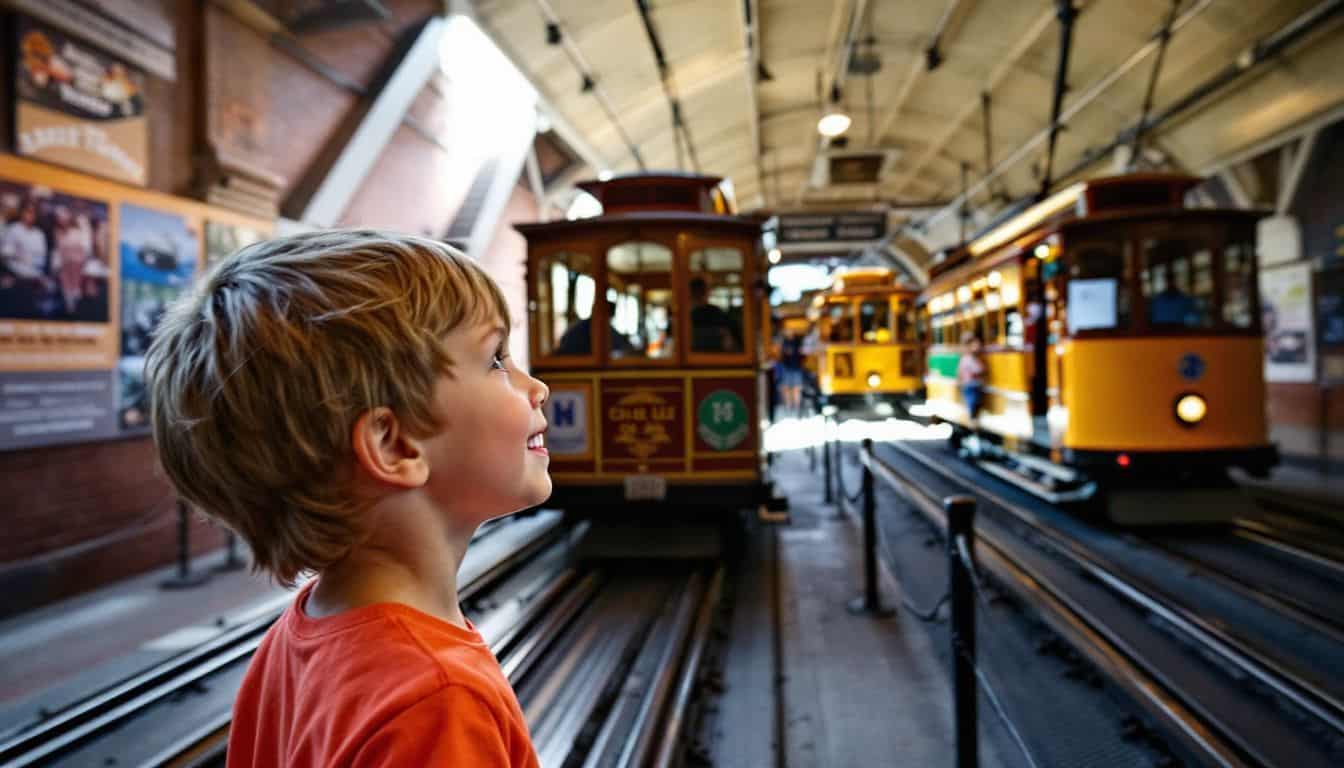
777;327;806;418
146;231;546;767
958;331;987;452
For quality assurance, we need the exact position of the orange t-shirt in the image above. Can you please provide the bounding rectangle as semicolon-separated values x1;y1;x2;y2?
227;582;539;767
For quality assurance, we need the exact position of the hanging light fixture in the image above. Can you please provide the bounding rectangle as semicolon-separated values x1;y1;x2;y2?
817;84;850;138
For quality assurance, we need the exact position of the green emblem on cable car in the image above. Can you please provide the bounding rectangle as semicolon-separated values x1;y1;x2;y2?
697;389;748;451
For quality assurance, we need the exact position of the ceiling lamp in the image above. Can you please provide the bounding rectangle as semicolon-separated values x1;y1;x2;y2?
817;85;850;138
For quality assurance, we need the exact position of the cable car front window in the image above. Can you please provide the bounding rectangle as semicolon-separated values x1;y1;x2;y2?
606;241;674;360
826;301;854;342
540;251;595;356
1222;240;1257;330
859;299;891;343
688;247;745;353
1141;238;1215;329
1066;241;1132;334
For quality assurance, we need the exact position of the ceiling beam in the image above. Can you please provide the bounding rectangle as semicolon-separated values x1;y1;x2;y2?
737;0;766;204
872;0;976;145
888;4;1056;196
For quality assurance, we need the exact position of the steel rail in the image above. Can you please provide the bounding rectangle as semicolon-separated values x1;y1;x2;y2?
651;568;724;768
889;441;1344;738
1;517;568;767
1139;536;1344;648
1233;521;1344;582
863;446;1246;767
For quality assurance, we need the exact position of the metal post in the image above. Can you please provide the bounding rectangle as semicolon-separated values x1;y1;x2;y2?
947;495;978;768
161;500;211;589
1322;384;1331;476
215;531;245;572
848;439;895;617
823;415;834;504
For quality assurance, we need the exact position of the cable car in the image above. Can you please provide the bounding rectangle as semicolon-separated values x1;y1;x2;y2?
918;173;1276;522
517;174;780;517
813;268;923;418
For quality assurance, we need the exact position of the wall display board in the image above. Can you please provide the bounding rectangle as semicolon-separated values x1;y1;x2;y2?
0;155;271;452
13;15;149;186
1260;262;1316;383
116;204;198;432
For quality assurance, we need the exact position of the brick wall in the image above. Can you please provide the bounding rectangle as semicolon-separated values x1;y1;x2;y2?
0;0;542;616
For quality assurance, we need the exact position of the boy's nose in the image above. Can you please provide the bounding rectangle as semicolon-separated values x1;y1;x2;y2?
528;374;549;408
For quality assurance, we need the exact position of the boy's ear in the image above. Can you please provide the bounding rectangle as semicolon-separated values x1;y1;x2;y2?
351;408;429;489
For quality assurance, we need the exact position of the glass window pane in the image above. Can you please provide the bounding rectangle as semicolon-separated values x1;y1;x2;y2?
1142;238;1215;328
688;247;745;353
1223;241;1256;329
826;301;854;342
542;252;595;355
606;241;675;360
859;299;891;343
1068;241;1132;331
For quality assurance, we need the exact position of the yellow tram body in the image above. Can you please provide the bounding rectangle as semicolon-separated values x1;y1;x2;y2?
920;174;1276;481
516;174;775;514
814;268;922;416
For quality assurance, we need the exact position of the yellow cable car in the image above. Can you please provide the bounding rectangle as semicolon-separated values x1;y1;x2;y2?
516;174;779;517
814;267;922;418
919;174;1276;521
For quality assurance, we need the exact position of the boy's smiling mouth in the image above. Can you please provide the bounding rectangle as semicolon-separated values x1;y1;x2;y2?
527;430;547;455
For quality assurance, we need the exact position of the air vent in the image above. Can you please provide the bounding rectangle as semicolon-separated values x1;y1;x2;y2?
810;148;901;188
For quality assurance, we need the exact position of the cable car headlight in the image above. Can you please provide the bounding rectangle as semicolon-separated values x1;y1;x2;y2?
867;372;882;389
1174;393;1207;426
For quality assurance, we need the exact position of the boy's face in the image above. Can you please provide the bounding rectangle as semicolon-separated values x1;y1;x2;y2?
421;317;551;525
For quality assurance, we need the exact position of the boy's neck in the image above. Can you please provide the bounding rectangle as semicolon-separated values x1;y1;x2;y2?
305;498;477;629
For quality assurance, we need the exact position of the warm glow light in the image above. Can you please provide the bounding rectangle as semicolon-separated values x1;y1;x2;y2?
818;111;852;137
968;182;1085;257
1176;394;1207;425
986;292;1001;310
1117;453;1131;468
987;270;1003;288
768;248;782;264
957;285;972;304
1034;243;1052;260
1001;283;1020;305
867;372;882;388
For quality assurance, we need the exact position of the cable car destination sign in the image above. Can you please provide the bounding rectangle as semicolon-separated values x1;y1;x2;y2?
775;212;886;244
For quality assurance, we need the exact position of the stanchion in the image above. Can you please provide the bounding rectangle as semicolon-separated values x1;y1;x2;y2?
848;439;895;617
947;495;978;768
160;500;211;589
822;411;835;505
214;531;246;572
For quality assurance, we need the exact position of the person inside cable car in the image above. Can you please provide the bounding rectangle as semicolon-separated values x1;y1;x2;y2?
689;276;741;352
554;298;633;356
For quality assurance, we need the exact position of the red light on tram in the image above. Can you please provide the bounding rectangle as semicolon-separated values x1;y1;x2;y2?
1116;453;1131;468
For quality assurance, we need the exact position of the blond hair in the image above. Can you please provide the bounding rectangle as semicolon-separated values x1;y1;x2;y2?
147;230;510;586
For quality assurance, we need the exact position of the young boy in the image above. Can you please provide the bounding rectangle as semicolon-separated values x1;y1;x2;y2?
146;230;549;766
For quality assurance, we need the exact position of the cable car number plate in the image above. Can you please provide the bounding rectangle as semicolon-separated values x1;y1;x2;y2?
623;475;667;501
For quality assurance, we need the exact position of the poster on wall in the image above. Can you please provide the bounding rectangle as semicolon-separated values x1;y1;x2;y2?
14;15;149;186
0;177;117;449
117;203;198;432
205;220;265;267
1260;262;1316;383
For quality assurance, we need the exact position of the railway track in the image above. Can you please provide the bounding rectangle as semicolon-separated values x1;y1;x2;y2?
863;439;1344;768
0;513;724;768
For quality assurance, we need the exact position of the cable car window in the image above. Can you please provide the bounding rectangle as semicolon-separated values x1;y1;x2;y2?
606;241;674;360
688;247;745;353
826;301;854;342
1142;238;1215;328
1223;240;1256;329
1068;241;1132;331
899;301;918;342
859;299;891;343
540;252;596;356
1004;309;1024;348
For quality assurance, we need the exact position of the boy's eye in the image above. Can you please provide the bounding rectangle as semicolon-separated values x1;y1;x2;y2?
491;352;508;371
